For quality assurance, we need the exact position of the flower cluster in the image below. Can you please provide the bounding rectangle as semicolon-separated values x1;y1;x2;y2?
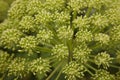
51;44;69;61
92;69;115;80
94;52;113;69
0;50;13;73
19;36;38;55
8;57;28;78
94;33;110;45
0;0;120;80
0;29;23;50
63;62;85;80
28;57;50;76
73;44;92;64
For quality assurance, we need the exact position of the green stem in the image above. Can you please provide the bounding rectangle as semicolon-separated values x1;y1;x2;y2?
42;42;53;48
88;59;95;64
46;61;63;80
86;7;92;17
90;43;101;50
55;69;63;80
86;68;94;76
68;40;73;63
85;64;97;71
110;64;120;69
45;56;56;60
49;58;58;63
35;46;52;53
52;60;60;67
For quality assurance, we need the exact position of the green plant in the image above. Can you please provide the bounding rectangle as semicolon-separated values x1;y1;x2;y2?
0;0;120;80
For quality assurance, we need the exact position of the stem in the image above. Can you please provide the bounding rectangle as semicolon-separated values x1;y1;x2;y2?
42;42;53;48
85;64;97;71
90;43;101;50
35;46;52;53
86;68;94;76
86;7;92;17
68;9;77;63
45;56;56;60
110;64;120;69
68;40;73;63
46;61;63;80
52;60;60;67
88;59;95;64
55;69;63;80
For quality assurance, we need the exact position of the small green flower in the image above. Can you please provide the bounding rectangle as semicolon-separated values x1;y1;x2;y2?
45;0;65;11
94;52;113;69
57;26;73;40
68;0;88;11
28;57;50;76
26;0;42;15
94;33;110;45
73;16;90;29
110;25;120;42
8;0;27;19
76;29;93;42
63;61;85;80
37;29;53;44
19;16;37;33
73;44;91;64
35;10;53;25
19;36;38;55
90;14;109;29
92;69;115;80
54;11;70;25
8;57;28;78
0;29;23;50
0;50;13;73
51;44;69;61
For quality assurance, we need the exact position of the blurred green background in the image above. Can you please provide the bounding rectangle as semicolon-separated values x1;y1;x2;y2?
0;0;14;23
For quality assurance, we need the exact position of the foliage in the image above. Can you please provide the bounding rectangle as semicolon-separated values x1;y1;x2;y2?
0;0;120;80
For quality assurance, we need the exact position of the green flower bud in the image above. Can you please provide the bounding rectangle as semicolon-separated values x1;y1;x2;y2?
54;11;70;25
57;26;73;40
19;36;38;55
73;16;90;29
68;0;88;11
8;57;28;78
0;29;23;50
35;10;53;25
19;16;37;33
94;52;113;69
88;0;112;9
63;62;85;80
52;44;68;61
110;25;120;42
8;0;27;19
92;69;115;80
45;0;65;11
26;0;42;15
76;29;93;42
94;33;110;45
0;50;13;73
37;29;53;44
73;44;91;64
29;57;50;76
91;14;109;29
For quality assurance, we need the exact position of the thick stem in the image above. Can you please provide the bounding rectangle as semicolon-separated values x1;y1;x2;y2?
68;10;77;63
68;40;73;63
